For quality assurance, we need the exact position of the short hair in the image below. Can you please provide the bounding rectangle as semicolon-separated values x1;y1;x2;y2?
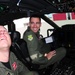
29;14;41;22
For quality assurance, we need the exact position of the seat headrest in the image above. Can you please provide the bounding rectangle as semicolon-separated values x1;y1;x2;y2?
12;31;21;42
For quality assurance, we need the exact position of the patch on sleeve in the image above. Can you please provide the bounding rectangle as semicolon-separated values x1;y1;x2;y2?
28;35;33;41
12;62;17;71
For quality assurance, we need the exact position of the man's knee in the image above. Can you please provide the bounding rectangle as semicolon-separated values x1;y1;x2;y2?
56;47;66;57
59;47;66;54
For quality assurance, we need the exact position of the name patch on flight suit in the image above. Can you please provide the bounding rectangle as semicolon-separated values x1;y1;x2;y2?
30;54;37;59
28;35;33;41
6;72;12;75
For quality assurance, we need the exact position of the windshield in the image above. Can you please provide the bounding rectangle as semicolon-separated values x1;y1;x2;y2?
13;12;75;38
13;17;54;38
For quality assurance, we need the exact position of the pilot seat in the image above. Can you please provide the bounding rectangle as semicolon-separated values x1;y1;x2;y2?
10;31;53;75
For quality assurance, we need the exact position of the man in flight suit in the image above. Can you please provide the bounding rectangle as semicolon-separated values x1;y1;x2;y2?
0;25;38;75
23;15;66;69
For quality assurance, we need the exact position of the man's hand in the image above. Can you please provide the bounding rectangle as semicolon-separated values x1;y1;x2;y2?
44;50;56;60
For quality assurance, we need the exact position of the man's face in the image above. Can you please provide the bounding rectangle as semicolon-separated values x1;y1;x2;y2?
29;17;41;33
0;26;11;49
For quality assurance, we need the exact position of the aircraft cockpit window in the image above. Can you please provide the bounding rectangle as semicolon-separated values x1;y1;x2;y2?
4;25;8;31
13;17;54;38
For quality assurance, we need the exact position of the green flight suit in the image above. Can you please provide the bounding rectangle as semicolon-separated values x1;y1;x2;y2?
0;52;38;75
23;28;66;69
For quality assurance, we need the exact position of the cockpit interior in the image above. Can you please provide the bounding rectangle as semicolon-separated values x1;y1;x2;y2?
0;0;75;75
